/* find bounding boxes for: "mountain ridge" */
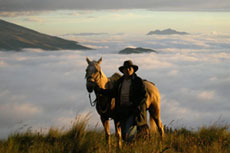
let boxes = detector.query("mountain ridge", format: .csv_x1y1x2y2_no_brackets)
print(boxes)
0,19,91,51
147,28,189,35
119,47,157,54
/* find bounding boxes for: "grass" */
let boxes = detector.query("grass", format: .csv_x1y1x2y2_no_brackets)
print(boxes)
0,120,230,153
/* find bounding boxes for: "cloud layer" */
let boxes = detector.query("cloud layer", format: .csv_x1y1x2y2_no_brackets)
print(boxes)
0,0,230,12
0,33,230,138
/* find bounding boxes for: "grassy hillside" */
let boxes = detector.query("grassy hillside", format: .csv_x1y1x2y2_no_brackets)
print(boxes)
0,120,229,153
0,19,91,51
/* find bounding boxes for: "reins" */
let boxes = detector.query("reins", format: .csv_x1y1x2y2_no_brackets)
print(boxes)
86,63,110,113
88,92,110,114
87,65,102,107
89,93,97,107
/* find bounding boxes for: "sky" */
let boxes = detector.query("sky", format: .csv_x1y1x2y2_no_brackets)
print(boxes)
0,0,230,139
1,0,230,11
1,0,230,35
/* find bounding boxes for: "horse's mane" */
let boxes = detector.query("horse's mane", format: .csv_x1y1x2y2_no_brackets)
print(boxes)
107,72,121,89
110,73,121,82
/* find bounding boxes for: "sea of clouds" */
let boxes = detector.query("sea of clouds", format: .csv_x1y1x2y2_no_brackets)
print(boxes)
0,33,230,139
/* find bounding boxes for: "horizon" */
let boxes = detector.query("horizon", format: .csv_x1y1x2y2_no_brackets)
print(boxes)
1,0,230,35
1,10,230,36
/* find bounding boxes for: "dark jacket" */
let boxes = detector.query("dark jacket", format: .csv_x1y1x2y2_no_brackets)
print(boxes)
100,73,147,126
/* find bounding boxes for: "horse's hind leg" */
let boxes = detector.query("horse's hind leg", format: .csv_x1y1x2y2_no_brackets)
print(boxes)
114,120,122,149
149,114,157,134
154,116,164,139
149,105,164,139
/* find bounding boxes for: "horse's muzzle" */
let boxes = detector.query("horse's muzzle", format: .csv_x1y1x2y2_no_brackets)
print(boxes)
86,81,95,93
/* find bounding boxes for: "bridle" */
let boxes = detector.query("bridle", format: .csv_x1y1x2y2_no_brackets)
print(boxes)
86,66,110,114
85,64,102,107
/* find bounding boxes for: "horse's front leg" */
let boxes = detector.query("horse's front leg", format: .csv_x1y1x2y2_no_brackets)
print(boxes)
101,117,111,145
114,119,122,149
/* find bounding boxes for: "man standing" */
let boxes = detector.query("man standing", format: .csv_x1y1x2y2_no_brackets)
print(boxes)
97,60,149,141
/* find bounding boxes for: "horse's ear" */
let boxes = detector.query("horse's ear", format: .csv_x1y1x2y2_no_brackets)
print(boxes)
86,57,91,64
97,57,102,65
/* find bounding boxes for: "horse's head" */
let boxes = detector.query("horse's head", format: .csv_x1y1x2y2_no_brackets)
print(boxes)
85,57,102,93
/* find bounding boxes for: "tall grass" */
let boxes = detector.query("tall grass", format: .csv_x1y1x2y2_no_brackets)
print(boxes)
0,120,230,153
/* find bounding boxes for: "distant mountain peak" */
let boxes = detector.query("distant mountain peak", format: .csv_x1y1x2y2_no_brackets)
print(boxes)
119,47,157,54
147,28,189,35
0,19,91,51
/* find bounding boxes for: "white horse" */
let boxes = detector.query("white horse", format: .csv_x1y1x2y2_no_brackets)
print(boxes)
85,57,164,148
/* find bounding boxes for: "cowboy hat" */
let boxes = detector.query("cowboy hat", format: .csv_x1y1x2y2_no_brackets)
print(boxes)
119,60,138,73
